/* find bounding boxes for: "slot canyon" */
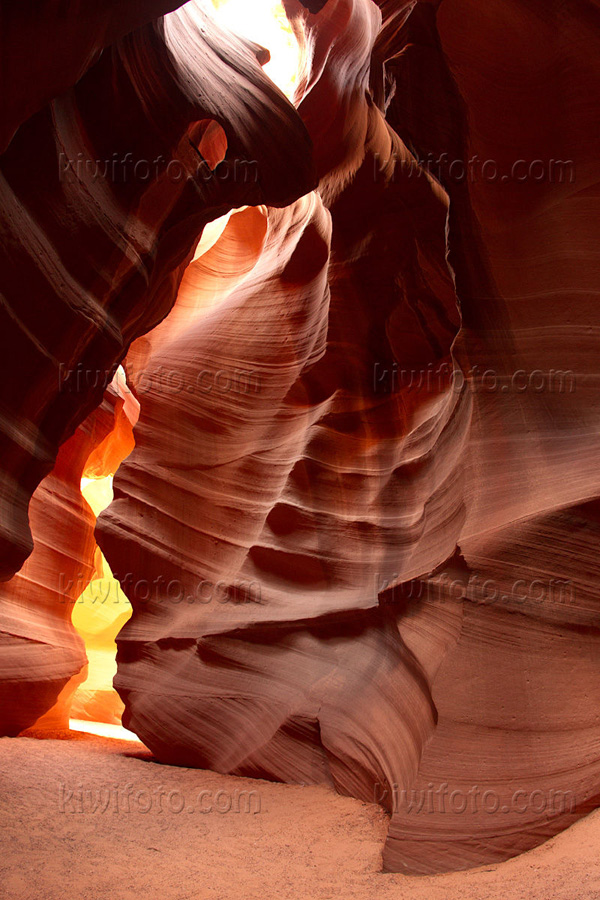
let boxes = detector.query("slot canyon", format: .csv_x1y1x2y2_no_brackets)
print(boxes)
1,0,599,897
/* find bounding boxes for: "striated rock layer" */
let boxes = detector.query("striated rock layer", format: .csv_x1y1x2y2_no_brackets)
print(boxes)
97,0,600,875
0,377,135,735
1,0,600,879
0,0,314,730
0,0,315,581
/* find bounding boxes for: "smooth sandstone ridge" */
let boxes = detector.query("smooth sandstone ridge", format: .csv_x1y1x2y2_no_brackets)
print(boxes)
1,0,600,877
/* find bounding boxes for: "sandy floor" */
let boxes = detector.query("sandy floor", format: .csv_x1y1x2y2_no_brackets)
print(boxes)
2,732,599,900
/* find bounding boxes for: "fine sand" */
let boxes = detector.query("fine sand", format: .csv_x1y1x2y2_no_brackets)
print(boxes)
2,731,599,900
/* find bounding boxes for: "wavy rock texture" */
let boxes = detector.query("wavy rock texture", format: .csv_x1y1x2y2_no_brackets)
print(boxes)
383,0,600,533
366,2,600,870
380,519,600,872
95,0,600,876
0,0,315,581
1,0,599,879
98,0,470,867
0,377,136,735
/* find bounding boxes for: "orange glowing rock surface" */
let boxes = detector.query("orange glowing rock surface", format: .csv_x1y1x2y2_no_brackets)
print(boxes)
0,376,137,734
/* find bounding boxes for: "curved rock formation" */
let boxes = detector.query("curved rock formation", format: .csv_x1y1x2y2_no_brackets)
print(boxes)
383,0,600,533
0,377,135,735
98,0,471,863
95,0,600,875
0,0,315,580
1,0,599,879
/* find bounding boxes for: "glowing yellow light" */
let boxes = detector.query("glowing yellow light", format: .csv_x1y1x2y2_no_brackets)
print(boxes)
72,474,132,726
81,474,114,517
69,719,142,742
193,211,232,261
212,0,300,99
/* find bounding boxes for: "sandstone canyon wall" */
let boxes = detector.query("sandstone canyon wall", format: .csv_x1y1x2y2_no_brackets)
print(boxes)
1,0,599,877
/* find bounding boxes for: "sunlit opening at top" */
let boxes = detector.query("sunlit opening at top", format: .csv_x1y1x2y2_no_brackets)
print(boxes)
212,0,301,99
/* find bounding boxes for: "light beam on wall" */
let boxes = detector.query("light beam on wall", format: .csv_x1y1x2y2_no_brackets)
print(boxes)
69,719,142,742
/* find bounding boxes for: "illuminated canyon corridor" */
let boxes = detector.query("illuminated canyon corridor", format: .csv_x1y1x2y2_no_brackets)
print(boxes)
0,2,599,900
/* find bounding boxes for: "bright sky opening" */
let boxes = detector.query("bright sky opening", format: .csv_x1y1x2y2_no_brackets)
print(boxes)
212,0,301,99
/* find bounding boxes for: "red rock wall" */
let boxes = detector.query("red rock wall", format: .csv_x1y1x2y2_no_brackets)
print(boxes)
1,0,599,877
0,0,315,580
0,381,134,734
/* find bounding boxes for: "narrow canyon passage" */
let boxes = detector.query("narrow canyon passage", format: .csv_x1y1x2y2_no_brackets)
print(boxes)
0,0,599,891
